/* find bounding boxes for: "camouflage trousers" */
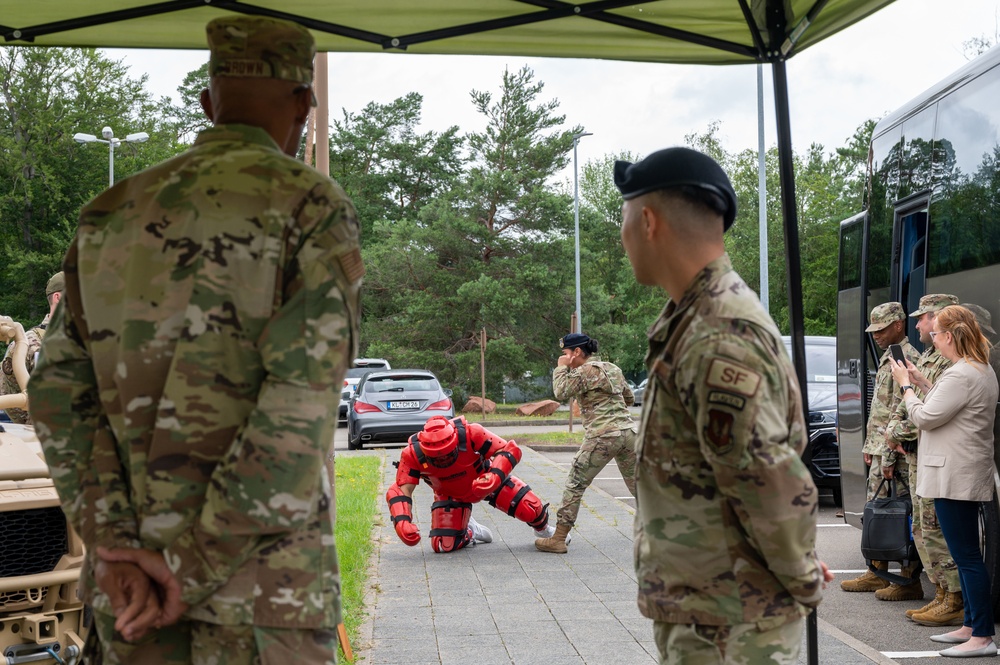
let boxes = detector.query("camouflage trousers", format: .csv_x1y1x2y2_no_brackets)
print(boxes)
653,618,804,665
555,430,637,528
865,454,910,501
907,452,961,592
86,610,339,665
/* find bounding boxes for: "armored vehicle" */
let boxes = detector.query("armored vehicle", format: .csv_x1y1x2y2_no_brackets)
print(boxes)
0,318,85,664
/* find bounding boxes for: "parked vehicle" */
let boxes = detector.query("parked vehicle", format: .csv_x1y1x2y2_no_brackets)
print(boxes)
0,320,86,662
338,358,391,422
782,336,841,506
347,369,454,450
836,46,1000,608
632,378,648,406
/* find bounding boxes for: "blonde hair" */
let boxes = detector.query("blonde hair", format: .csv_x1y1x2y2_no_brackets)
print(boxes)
936,305,991,365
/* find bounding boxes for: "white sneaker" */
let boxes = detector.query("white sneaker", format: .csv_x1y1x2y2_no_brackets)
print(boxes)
533,523,571,544
533,523,556,539
469,517,493,544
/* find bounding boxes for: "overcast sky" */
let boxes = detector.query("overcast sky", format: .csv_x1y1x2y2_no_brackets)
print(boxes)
108,0,999,172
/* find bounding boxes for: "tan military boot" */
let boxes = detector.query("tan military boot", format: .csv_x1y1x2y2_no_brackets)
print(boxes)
841,561,890,592
912,590,965,627
875,565,924,601
535,523,571,554
907,583,945,620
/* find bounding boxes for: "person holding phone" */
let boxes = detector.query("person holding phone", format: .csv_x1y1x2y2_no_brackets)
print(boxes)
841,301,922,597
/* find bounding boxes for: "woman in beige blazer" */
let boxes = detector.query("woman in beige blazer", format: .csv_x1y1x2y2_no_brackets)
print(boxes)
892,305,999,658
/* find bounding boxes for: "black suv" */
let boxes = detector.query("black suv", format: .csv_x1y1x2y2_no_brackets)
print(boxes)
783,336,841,506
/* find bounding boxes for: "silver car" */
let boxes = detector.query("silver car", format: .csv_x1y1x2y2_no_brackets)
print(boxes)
346,369,454,450
338,358,392,423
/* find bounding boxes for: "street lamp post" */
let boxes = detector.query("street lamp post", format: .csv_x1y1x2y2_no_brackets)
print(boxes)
73,126,149,186
572,131,592,334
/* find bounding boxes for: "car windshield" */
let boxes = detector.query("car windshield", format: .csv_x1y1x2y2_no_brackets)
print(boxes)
364,376,438,393
783,340,836,383
346,367,372,379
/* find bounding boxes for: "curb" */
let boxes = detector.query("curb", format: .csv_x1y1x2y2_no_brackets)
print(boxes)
464,418,571,427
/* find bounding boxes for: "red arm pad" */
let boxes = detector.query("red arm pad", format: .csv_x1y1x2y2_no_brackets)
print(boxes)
386,483,420,546
470,438,523,500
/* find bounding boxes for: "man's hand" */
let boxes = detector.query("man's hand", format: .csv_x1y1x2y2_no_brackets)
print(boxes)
98,547,189,631
93,560,159,642
863,453,872,466
470,473,501,501
819,560,834,589
883,464,895,479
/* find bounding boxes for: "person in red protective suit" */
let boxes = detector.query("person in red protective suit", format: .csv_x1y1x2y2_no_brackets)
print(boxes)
386,415,558,552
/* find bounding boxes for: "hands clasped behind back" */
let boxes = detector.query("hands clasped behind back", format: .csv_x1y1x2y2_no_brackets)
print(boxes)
96,546,190,642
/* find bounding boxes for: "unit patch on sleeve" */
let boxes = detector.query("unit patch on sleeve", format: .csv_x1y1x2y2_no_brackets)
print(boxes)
706,358,760,397
705,409,735,454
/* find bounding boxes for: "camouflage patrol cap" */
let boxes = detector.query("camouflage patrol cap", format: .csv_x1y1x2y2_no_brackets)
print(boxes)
910,293,959,318
45,271,65,297
962,303,996,336
206,16,315,85
865,302,905,332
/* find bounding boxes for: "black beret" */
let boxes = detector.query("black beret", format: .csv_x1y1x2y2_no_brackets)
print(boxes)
559,333,590,350
613,147,737,231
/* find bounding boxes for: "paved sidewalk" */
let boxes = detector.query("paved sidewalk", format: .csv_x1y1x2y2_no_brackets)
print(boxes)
352,447,893,665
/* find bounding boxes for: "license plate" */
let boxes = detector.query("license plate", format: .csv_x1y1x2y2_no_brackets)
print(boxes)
388,401,419,410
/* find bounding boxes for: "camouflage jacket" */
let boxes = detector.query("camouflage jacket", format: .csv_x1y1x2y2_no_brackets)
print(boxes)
634,254,822,628
886,347,953,447
552,356,636,438
30,124,362,628
0,318,46,424
862,338,920,462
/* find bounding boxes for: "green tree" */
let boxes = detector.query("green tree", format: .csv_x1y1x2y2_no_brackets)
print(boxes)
0,47,178,324
359,67,581,401
329,93,464,249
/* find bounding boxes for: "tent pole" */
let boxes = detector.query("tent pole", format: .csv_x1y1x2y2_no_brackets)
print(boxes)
771,56,817,665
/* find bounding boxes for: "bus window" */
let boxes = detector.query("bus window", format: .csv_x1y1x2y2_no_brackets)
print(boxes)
893,203,928,346
866,127,902,295
928,71,1000,276
898,105,937,200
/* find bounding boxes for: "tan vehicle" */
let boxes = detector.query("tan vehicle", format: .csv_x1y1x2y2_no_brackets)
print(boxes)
0,317,86,664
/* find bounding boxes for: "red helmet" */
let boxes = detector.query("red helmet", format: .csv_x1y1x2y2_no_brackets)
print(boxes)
417,416,458,457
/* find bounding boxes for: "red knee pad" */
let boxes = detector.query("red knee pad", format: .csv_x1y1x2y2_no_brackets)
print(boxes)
429,499,473,553
488,477,548,529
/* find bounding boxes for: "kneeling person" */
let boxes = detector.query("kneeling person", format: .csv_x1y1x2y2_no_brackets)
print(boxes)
386,415,555,552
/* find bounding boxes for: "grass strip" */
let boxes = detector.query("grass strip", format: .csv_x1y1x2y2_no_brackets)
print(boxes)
334,455,381,645
509,430,584,446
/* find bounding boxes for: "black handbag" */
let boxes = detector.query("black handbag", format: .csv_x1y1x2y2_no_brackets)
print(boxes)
860,477,923,585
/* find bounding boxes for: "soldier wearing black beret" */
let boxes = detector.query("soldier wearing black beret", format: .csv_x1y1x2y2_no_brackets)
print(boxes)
618,147,833,664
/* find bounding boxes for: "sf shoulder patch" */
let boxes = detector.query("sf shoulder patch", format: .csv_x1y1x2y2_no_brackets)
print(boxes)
706,358,760,397
705,409,735,454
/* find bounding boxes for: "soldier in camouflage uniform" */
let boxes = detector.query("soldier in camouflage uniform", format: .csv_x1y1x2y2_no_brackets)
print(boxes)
536,332,636,553
615,148,830,665
841,301,921,598
29,16,362,665
0,271,63,423
884,294,961,624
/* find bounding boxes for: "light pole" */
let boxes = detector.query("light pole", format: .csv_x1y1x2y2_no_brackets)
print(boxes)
73,126,149,186
572,131,592,334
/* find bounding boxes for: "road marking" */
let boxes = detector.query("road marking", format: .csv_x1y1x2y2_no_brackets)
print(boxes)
615,496,635,500
817,523,852,527
881,651,941,658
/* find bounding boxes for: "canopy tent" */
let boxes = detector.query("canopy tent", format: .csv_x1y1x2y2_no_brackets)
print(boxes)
3,6,896,656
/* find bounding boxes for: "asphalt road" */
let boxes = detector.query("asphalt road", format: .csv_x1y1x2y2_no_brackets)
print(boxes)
336,418,997,663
